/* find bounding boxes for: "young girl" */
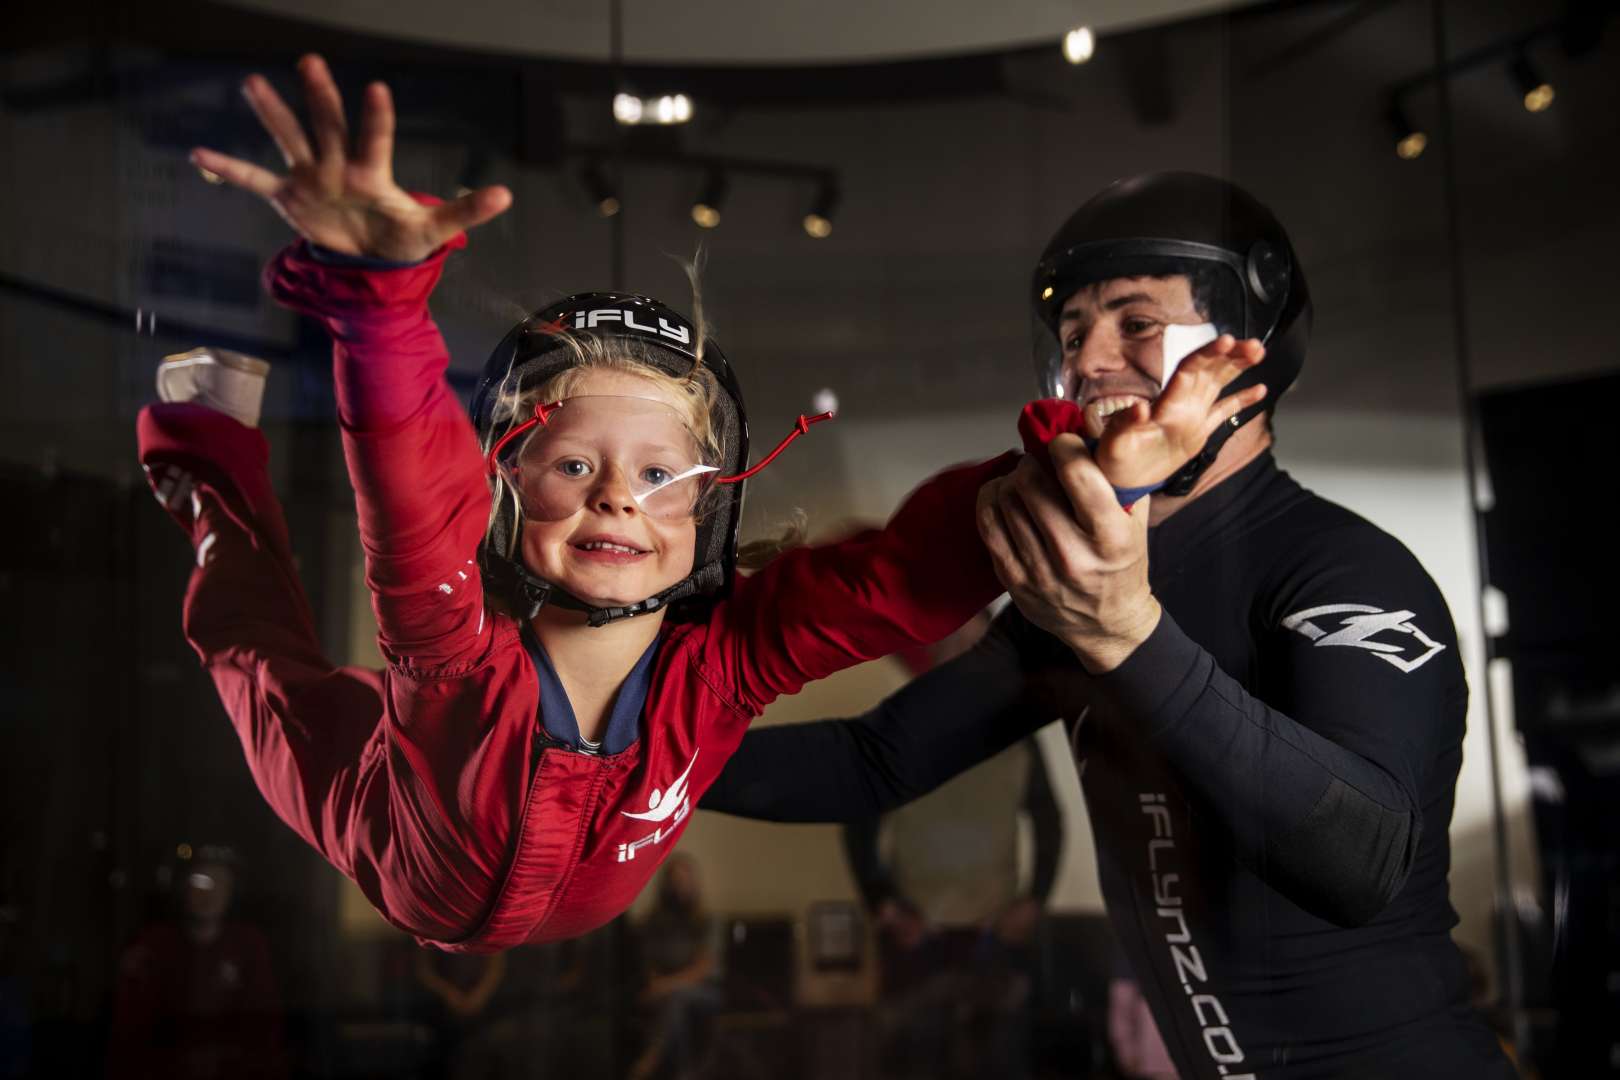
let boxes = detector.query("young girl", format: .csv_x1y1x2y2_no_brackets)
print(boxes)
145,55,1263,952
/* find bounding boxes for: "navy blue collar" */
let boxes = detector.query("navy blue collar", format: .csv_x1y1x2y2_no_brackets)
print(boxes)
520,627,658,756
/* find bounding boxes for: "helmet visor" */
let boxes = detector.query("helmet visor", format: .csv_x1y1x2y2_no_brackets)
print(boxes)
1031,252,1248,401
494,395,719,523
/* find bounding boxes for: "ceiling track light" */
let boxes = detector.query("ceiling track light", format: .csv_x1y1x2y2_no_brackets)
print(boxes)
1510,51,1555,113
1062,25,1096,65
1387,99,1427,161
803,179,840,239
580,161,621,218
613,91,694,126
691,171,727,229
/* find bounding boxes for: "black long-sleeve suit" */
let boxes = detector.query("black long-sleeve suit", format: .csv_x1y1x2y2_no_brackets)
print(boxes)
702,452,1513,1079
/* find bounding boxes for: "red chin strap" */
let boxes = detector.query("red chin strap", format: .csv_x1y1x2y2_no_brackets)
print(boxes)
486,400,836,484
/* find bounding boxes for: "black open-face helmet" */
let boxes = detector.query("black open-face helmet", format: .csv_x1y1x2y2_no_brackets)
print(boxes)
1031,171,1312,495
471,292,749,627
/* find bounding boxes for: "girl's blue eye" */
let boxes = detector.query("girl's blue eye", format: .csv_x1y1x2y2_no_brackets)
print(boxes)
557,459,592,478
642,466,673,487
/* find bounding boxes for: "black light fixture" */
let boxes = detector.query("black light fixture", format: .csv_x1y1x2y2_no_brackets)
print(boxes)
1510,50,1555,112
1387,99,1427,160
691,171,727,229
581,161,621,218
802,179,840,239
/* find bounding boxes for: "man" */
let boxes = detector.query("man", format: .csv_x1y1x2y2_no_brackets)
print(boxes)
700,171,1516,1078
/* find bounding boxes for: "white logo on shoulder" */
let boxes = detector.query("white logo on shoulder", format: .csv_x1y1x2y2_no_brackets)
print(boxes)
617,750,699,863
1282,603,1446,673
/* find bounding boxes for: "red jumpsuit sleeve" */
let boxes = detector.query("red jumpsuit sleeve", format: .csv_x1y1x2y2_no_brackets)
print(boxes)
704,453,1018,714
263,236,492,673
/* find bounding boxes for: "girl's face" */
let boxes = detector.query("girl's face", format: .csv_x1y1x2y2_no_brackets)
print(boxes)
516,369,702,609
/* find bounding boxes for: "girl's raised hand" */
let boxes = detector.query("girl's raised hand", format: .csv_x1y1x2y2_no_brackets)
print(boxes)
191,53,511,263
1092,335,1268,491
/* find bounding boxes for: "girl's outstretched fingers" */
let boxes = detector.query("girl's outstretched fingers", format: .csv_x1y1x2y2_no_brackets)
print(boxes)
298,54,350,170
240,73,312,168
190,147,279,199
356,82,396,176
430,186,514,246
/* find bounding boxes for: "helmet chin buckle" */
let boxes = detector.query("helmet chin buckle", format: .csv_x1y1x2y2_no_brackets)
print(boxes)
478,544,705,628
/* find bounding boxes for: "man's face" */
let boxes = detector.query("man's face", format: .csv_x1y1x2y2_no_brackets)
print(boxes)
1057,274,1204,439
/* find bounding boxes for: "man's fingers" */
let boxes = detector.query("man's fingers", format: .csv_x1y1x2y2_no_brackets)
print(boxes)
1050,436,1149,556
241,74,313,167
355,81,396,174
1012,464,1111,582
189,148,280,199
976,483,1028,591
1047,435,1122,529
299,54,350,168
429,185,514,244
997,485,1056,586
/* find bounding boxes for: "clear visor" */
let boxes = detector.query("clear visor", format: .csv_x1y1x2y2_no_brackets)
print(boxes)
1032,259,1246,401
493,395,718,523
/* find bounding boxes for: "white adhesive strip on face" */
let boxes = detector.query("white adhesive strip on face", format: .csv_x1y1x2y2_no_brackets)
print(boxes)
1160,322,1220,390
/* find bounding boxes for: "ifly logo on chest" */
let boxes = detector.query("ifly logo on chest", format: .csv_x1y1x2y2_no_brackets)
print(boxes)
617,750,699,863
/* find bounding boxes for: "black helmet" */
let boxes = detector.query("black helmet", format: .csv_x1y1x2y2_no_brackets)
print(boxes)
471,292,749,627
1031,171,1312,496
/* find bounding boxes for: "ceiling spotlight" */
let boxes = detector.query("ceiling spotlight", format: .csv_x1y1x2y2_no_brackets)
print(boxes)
1511,52,1555,113
614,91,695,126
1387,100,1427,160
1063,26,1096,65
612,93,643,125
803,180,840,239
658,93,694,124
692,171,727,229
580,161,620,218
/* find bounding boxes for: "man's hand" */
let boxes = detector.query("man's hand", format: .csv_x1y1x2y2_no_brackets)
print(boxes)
1093,335,1266,492
192,54,511,262
978,440,1161,673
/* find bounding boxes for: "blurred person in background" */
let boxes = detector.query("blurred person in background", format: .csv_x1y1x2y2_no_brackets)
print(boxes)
842,609,1064,1079
629,854,723,1080
413,948,507,1078
107,846,287,1080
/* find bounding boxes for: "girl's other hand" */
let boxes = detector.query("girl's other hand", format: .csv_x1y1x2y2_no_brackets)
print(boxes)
190,53,511,262
1092,335,1267,491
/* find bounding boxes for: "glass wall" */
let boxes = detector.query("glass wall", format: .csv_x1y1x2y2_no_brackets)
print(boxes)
2,1,1615,1076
